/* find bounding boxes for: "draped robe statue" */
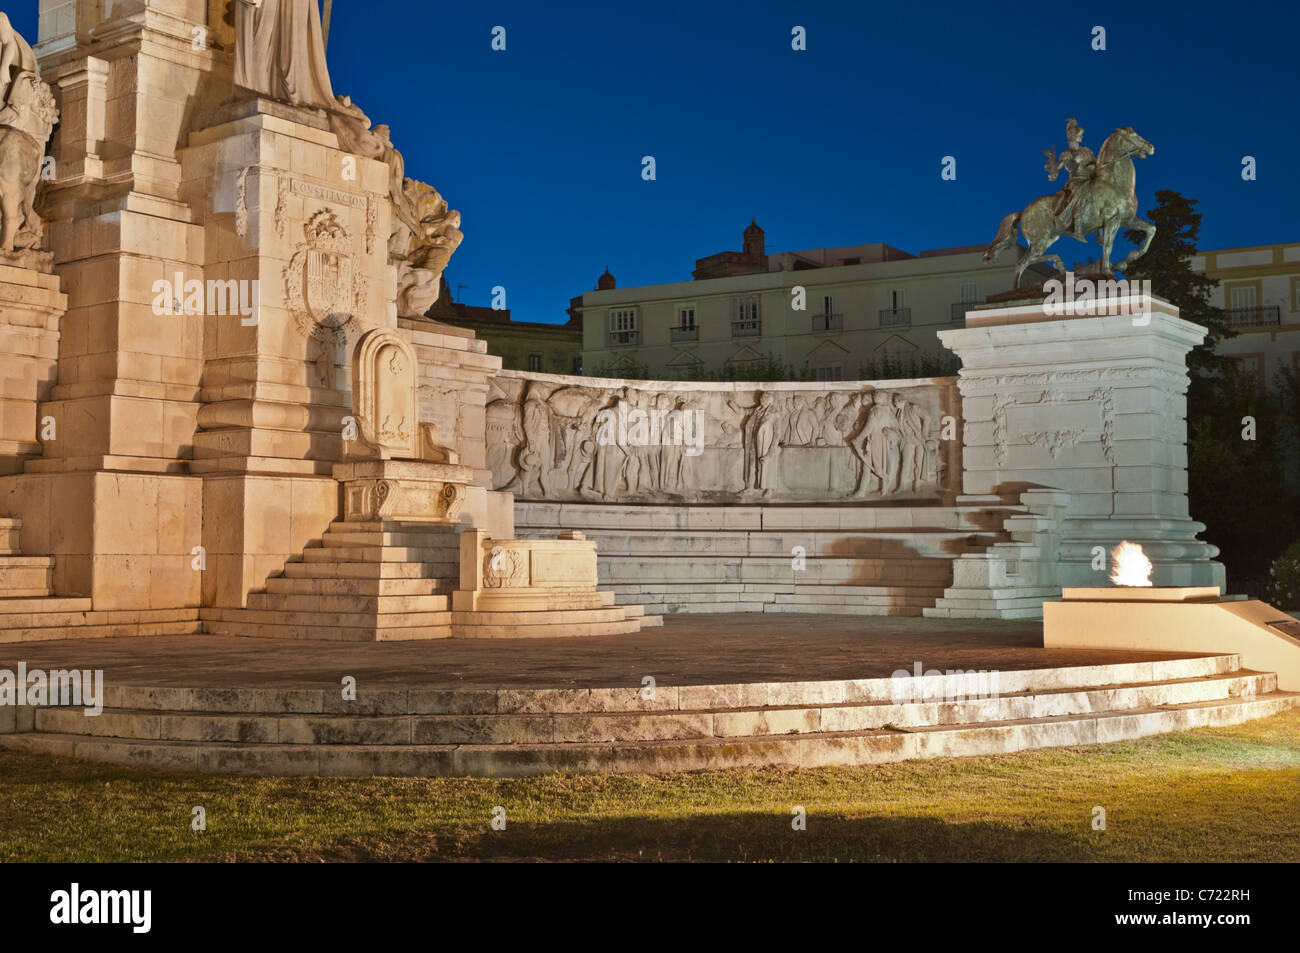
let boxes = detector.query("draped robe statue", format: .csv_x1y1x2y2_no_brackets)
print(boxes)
0,12,57,255
234,0,336,109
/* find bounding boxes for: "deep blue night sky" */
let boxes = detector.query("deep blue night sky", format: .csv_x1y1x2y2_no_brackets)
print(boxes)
13,1,1299,321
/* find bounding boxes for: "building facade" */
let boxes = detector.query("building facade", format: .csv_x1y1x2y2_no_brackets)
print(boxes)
1190,241,1300,395
429,279,583,376
573,222,1029,381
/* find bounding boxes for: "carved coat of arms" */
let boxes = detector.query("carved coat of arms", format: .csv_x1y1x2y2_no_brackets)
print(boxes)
284,209,368,344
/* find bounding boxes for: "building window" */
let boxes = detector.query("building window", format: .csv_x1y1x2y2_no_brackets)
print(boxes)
953,282,981,321
813,294,842,331
814,364,844,382
732,296,761,337
607,308,639,346
672,305,699,342
528,354,541,372
881,289,910,327
572,356,583,375
1225,283,1278,327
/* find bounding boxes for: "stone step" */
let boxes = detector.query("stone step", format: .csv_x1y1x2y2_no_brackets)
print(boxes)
568,529,999,559
322,529,461,549
246,593,451,614
200,618,454,642
200,607,454,629
328,520,461,533
9,690,1294,777
0,596,93,614
264,576,449,597
301,545,460,564
29,671,1278,746
451,618,648,639
66,654,1241,715
281,561,452,580
600,556,953,586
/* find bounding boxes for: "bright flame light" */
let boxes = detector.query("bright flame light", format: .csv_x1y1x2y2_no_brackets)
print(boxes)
1110,541,1153,587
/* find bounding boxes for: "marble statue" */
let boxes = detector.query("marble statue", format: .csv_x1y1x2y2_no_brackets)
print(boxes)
0,12,57,257
983,120,1157,288
234,0,336,109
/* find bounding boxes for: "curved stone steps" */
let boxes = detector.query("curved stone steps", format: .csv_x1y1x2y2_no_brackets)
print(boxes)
63,654,1243,715
26,670,1280,747
6,691,1295,777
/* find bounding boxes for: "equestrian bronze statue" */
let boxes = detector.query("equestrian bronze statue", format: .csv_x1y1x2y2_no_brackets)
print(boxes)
984,119,1156,289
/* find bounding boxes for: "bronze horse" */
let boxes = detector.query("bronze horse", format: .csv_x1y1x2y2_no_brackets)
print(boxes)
984,126,1156,289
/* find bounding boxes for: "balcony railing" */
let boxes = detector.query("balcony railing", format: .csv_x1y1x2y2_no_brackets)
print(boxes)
732,318,761,337
1227,305,1281,328
670,325,699,342
606,328,640,347
812,312,843,332
880,307,911,327
951,301,982,321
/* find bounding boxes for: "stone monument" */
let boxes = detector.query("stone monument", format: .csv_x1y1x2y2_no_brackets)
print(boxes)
0,0,650,642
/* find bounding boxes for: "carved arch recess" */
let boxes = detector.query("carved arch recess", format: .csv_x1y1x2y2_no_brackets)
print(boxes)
353,328,418,459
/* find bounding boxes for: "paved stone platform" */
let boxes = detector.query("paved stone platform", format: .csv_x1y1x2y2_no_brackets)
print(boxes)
3,614,1295,777
0,613,1207,691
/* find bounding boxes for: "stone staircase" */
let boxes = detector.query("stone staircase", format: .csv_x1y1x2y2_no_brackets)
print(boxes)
515,500,1039,617
202,520,461,641
200,519,656,640
0,517,198,643
5,653,1295,776
926,489,1070,620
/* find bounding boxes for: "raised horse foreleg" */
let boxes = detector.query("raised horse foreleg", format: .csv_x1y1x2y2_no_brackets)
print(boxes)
1117,215,1156,272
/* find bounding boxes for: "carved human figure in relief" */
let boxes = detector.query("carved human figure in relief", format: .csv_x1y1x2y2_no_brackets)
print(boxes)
485,398,522,489
894,393,928,493
517,387,557,498
233,0,336,109
727,392,778,495
860,394,902,496
659,395,689,493
786,394,819,448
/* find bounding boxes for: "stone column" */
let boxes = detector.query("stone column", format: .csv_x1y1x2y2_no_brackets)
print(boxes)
938,292,1224,590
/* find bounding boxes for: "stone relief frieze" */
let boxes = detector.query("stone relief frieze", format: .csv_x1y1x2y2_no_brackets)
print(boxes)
486,374,952,504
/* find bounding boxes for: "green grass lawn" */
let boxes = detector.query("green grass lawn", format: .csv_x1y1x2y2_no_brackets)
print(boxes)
3,711,1299,862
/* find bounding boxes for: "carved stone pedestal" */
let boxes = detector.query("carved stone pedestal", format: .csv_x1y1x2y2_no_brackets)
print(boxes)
452,529,656,637
938,292,1224,595
335,459,471,524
